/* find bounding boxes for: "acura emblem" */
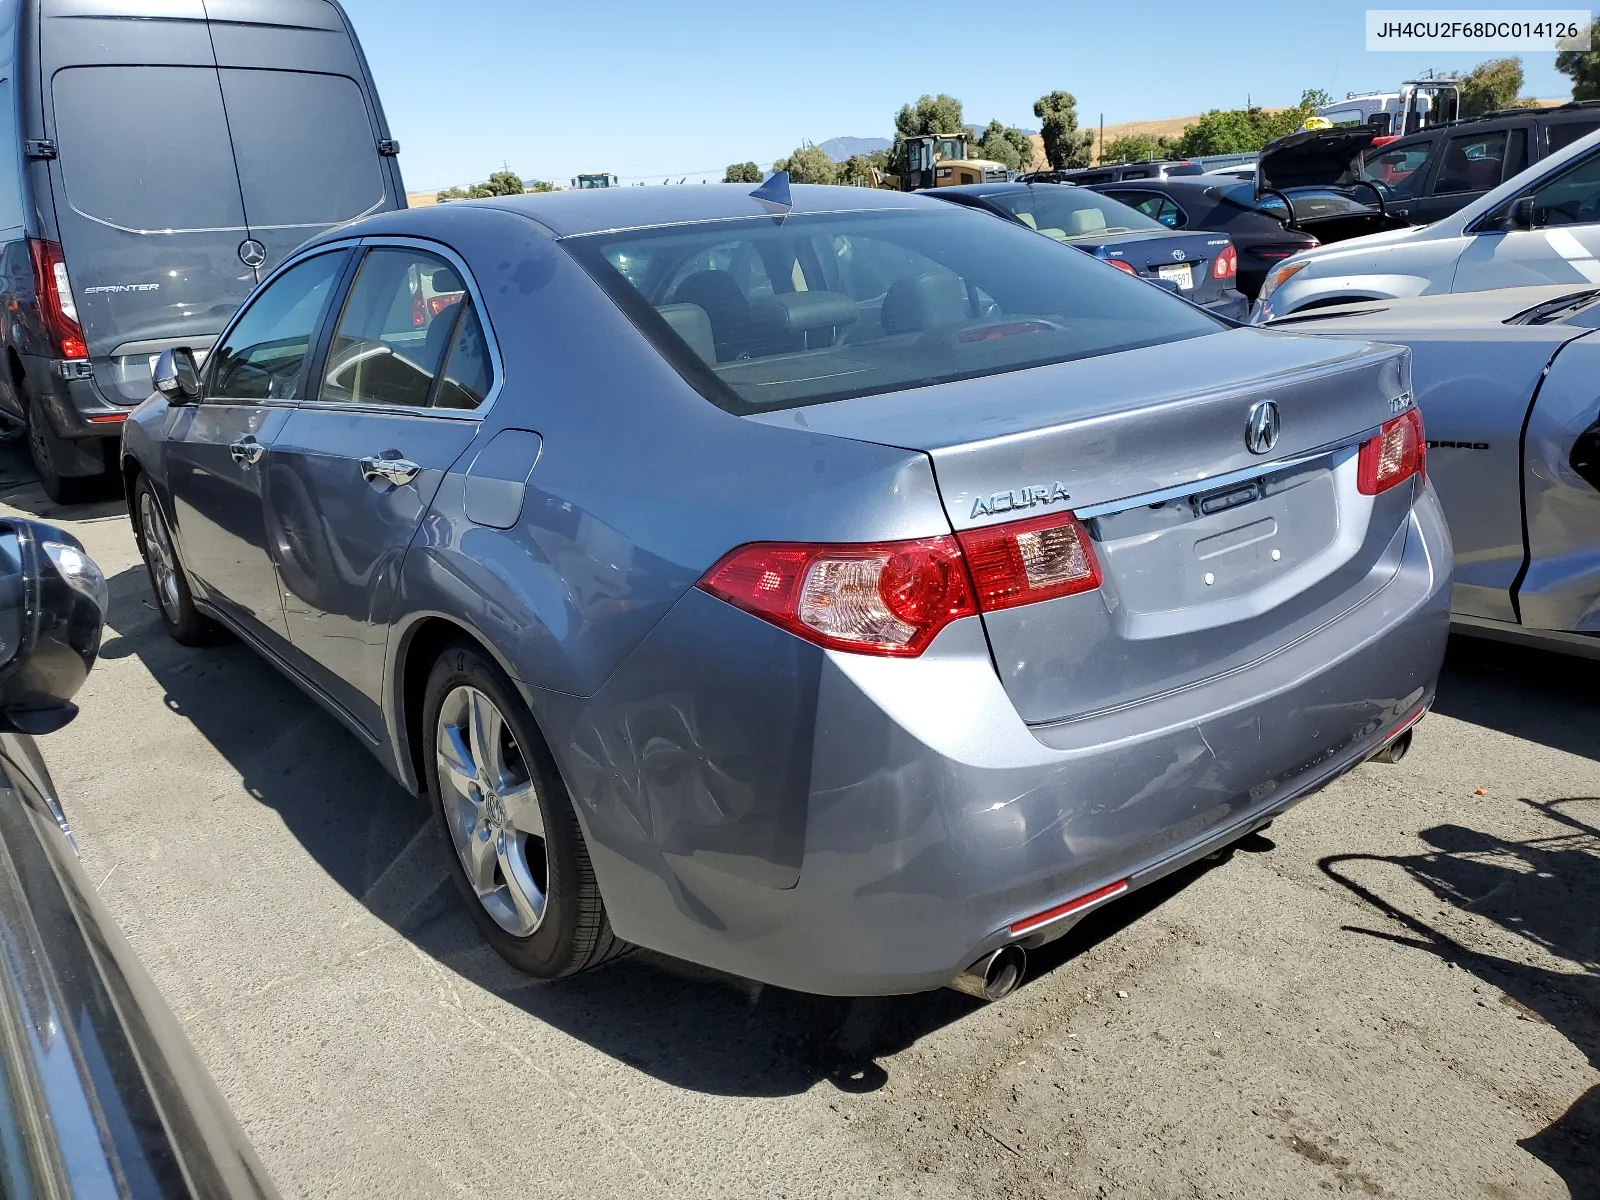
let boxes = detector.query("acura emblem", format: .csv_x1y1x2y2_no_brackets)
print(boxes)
1245,401,1281,455
238,239,267,268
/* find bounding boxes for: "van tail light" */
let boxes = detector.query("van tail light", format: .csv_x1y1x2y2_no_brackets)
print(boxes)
28,239,87,360
698,537,977,657
1104,257,1138,276
1211,244,1238,279
957,511,1101,613
698,511,1104,657
1358,408,1426,495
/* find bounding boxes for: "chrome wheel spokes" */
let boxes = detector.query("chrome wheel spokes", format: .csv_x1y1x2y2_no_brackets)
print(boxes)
139,492,182,624
436,685,548,937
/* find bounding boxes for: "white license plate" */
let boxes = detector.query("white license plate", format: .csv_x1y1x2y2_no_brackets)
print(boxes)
1157,263,1194,290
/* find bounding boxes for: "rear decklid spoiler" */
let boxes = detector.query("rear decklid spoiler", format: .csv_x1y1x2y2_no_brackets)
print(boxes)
1257,127,1384,194
747,328,1410,526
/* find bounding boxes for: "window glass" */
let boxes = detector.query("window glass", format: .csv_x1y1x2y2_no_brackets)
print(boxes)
1548,120,1600,155
1528,151,1600,228
434,303,493,410
977,187,1166,241
1434,131,1509,194
0,81,23,233
320,249,461,407
1504,129,1529,180
1113,193,1185,227
208,252,346,401
52,66,245,231
564,208,1222,414
1360,143,1435,199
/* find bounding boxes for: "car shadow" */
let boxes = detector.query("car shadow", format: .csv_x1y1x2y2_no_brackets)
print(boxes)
1320,797,1600,1198
0,442,125,521
1434,633,1600,762
95,562,1240,1097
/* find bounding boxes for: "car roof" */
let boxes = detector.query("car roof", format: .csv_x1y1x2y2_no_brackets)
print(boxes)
466,183,932,238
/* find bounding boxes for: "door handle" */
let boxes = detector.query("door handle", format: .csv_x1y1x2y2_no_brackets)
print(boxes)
229,437,265,465
359,454,421,487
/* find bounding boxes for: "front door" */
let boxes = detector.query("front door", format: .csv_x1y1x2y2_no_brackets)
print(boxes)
164,249,351,647
1453,148,1600,293
264,246,494,737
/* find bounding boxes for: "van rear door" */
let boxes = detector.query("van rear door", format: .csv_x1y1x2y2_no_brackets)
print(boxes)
43,2,253,403
207,0,403,272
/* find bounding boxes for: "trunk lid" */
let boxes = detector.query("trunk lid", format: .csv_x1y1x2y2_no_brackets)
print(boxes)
751,328,1415,724
1084,230,1236,306
1257,126,1383,193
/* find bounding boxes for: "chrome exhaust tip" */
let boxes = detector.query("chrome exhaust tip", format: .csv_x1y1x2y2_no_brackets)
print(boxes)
948,944,1027,1002
1370,727,1413,765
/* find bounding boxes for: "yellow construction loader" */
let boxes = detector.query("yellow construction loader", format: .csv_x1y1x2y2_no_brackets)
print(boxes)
873,134,1009,191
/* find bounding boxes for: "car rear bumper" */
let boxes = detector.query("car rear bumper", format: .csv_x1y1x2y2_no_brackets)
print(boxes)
1202,290,1250,322
540,486,1452,995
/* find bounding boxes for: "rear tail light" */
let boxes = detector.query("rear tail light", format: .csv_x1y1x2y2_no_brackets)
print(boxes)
1211,244,1238,280
28,239,86,360
698,511,1104,656
698,537,977,656
1257,241,1320,261
411,285,427,328
1358,408,1426,495
1104,257,1138,276
957,511,1101,612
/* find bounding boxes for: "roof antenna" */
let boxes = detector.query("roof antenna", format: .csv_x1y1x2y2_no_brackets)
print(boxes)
750,170,792,223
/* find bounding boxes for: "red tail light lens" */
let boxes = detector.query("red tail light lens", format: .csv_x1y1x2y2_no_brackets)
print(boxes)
1358,408,1426,495
956,511,1101,613
1211,244,1238,279
698,537,977,656
28,239,87,360
1104,257,1138,276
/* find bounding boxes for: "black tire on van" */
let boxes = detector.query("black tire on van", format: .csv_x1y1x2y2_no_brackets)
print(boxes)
25,399,91,505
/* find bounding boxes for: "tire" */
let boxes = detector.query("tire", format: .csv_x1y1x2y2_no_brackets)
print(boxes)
422,641,627,979
26,399,91,505
132,474,224,646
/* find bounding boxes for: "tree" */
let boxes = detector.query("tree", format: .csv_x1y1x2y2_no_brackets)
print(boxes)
1102,133,1179,164
1458,57,1524,116
1033,91,1094,170
771,143,837,185
722,162,763,183
1300,88,1334,112
837,153,887,187
895,93,964,139
484,169,526,196
1556,18,1600,100
527,180,556,193
972,119,1035,171
435,185,470,203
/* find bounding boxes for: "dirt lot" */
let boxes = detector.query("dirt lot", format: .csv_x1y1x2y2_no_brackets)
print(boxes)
4,458,1595,1199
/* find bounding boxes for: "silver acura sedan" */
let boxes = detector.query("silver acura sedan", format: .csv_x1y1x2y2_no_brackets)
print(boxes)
120,181,1451,998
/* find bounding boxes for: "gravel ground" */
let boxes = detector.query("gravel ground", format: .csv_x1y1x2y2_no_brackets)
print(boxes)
4,459,1595,1200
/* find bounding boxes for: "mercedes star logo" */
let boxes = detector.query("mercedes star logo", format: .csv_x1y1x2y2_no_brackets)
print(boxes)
238,239,267,269
1245,400,1281,455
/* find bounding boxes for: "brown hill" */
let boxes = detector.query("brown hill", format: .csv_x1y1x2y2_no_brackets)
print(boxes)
1026,110,1293,170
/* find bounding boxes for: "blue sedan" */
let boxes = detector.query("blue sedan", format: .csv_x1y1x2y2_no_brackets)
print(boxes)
122,181,1448,998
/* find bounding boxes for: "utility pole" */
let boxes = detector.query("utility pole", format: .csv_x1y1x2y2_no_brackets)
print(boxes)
1098,112,1104,165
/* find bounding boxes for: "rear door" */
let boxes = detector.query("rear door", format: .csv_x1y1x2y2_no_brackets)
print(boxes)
263,243,491,738
207,0,401,274
1516,329,1600,634
42,1,253,403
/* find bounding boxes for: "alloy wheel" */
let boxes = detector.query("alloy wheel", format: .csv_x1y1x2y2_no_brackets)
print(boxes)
435,685,548,936
139,491,183,625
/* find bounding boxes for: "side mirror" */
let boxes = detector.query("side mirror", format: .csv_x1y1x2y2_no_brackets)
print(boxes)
152,347,201,405
0,520,107,734
1506,195,1538,231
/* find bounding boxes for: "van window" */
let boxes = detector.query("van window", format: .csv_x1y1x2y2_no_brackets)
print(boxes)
52,66,245,232
0,80,23,234
1434,131,1509,195
1549,120,1600,155
220,70,386,228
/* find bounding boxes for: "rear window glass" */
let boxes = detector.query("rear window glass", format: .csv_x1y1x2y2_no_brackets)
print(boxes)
563,208,1222,414
974,187,1167,240
220,70,385,227
1549,120,1600,154
52,66,245,232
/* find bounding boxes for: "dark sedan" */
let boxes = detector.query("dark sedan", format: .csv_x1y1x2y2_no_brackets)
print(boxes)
1088,176,1324,301
925,182,1248,320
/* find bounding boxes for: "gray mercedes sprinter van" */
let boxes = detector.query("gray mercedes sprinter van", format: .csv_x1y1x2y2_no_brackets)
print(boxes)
0,0,405,501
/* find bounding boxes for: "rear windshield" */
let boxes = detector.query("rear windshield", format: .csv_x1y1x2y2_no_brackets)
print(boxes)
563,207,1222,413
973,186,1167,240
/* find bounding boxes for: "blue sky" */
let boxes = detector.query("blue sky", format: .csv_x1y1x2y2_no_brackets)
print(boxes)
339,0,1582,190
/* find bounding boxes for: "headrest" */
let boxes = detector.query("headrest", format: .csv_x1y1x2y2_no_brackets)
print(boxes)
880,270,969,335
1065,208,1108,235
1015,212,1039,230
749,290,858,333
654,303,716,364
429,266,464,293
